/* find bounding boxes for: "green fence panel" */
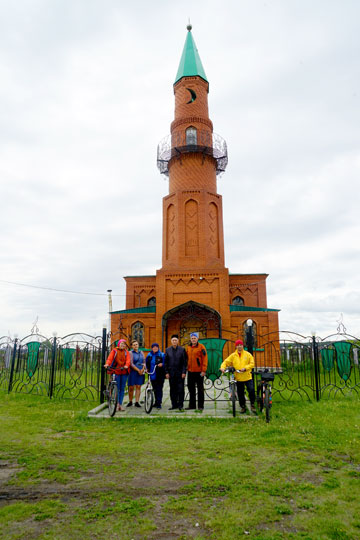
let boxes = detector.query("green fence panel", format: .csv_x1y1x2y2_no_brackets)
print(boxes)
26,341,41,378
334,342,352,381
200,338,227,382
321,348,334,372
62,348,76,370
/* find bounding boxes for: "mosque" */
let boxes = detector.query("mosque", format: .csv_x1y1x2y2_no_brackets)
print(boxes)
110,25,280,355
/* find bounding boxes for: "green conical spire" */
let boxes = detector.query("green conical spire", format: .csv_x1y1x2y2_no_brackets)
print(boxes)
174,24,208,85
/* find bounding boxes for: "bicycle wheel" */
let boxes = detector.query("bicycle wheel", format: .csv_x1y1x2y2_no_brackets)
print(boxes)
264,386,271,423
230,382,236,417
257,383,264,412
108,383,118,417
144,387,154,414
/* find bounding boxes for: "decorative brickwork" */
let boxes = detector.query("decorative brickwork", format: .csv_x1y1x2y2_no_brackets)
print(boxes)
110,28,279,355
185,199,199,256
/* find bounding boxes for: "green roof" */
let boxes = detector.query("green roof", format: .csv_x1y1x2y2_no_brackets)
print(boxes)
110,306,156,315
230,306,280,313
174,26,208,84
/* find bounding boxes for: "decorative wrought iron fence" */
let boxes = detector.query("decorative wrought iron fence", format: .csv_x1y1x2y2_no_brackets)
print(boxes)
1,328,359,403
199,330,360,402
1,329,107,402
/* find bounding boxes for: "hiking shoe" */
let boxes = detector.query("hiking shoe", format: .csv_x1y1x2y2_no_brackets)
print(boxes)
135,402,141,408
240,407,246,414
178,408,184,412
126,401,133,407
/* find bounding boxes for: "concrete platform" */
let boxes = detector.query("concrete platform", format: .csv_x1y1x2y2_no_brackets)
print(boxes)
88,379,258,419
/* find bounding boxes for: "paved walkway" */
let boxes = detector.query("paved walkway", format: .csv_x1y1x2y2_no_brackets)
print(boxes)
88,378,258,419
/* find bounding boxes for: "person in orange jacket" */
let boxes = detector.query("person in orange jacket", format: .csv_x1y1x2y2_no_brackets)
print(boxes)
186,332,208,411
104,339,131,411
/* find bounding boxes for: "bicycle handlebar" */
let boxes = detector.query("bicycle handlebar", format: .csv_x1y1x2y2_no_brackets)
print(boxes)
223,367,242,374
145,366,157,376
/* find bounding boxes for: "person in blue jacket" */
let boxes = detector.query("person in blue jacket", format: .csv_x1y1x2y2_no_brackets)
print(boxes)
146,343,165,409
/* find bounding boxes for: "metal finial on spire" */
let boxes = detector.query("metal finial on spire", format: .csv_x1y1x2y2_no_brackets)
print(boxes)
187,18,192,31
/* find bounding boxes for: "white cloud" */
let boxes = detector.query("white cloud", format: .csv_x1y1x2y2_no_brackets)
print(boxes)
1,0,359,338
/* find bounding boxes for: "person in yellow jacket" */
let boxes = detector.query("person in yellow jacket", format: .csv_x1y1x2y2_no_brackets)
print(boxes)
220,339,256,413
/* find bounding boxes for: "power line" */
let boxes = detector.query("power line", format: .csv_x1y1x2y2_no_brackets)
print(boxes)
0,278,265,297
0,279,126,297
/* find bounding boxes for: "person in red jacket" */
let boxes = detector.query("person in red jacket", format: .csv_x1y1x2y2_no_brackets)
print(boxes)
186,332,208,411
104,339,131,411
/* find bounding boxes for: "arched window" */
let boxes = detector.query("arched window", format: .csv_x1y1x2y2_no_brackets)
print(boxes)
186,126,197,145
232,296,244,306
243,319,257,350
147,297,156,307
131,321,145,347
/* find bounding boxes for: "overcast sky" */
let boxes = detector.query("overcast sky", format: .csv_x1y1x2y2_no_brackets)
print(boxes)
1,0,359,340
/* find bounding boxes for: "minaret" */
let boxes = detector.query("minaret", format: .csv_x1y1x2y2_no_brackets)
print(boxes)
155,24,231,341
157,24,228,271
111,25,279,354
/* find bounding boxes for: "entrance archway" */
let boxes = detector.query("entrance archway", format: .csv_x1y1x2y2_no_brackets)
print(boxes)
162,301,222,348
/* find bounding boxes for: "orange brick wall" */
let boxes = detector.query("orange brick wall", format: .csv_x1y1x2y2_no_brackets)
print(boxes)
124,276,157,309
229,274,268,308
162,190,225,269
110,68,280,358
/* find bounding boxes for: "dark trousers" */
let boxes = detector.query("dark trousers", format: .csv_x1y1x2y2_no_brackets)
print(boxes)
169,373,185,408
151,378,165,406
187,371,205,409
236,379,255,408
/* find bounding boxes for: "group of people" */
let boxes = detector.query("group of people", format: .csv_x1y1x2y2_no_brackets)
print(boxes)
104,333,256,413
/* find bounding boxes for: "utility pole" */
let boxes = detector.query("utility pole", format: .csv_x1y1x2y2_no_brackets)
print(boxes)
107,289,112,334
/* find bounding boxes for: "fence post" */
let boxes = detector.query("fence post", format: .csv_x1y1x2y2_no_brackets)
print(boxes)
7,338,18,394
49,336,57,399
312,335,320,401
100,327,107,404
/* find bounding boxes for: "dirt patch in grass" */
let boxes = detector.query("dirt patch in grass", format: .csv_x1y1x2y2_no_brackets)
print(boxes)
0,467,186,503
0,460,24,483
1,486,213,540
129,471,183,491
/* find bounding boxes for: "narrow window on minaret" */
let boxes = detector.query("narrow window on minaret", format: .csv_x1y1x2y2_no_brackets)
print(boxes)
186,126,197,146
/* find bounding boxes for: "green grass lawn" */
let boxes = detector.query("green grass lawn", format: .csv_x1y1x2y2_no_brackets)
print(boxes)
0,392,359,540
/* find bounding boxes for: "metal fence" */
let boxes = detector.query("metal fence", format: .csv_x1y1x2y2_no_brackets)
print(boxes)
200,329,360,402
254,330,360,402
1,328,359,403
0,330,106,402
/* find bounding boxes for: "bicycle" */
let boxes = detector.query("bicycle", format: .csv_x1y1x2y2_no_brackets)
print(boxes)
104,369,118,417
223,367,242,417
144,365,157,414
255,369,274,423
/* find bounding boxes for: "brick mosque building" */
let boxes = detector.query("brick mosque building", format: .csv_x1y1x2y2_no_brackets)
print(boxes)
110,25,280,354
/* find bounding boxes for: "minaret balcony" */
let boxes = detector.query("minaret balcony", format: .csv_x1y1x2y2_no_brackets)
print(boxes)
157,131,228,177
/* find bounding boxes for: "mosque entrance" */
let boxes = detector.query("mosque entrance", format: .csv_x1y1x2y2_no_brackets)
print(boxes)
162,301,221,348
179,317,207,346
